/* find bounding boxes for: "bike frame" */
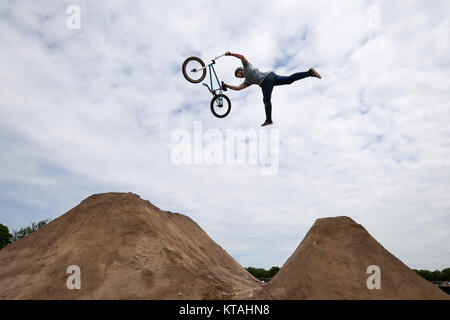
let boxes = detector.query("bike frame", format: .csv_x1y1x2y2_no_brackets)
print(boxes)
198,54,225,97
208,63,223,95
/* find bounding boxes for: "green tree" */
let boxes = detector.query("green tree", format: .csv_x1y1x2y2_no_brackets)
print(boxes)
431,269,443,281
0,223,12,249
268,266,280,278
246,266,280,279
414,269,434,281
246,267,264,278
10,219,51,243
441,268,450,281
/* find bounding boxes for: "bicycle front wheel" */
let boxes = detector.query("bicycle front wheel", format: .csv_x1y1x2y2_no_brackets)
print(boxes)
210,94,231,118
182,57,206,83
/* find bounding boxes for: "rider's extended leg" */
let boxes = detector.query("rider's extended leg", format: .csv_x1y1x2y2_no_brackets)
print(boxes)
273,71,311,86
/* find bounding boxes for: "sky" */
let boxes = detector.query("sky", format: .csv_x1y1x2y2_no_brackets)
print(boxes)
0,0,449,271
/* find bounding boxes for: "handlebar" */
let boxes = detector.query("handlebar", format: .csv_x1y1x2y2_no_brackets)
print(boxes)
212,53,225,62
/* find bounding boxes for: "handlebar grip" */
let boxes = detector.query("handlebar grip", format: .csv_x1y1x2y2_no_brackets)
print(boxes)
221,81,227,91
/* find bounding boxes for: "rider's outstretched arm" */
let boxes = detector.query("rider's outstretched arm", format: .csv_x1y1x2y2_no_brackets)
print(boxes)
225,51,248,63
224,83,249,91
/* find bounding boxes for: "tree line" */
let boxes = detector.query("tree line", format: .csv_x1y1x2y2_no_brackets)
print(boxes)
246,266,450,282
246,266,280,279
0,219,51,249
413,268,450,282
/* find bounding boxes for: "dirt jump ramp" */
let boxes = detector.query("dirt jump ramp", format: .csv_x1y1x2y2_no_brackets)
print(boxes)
0,193,447,300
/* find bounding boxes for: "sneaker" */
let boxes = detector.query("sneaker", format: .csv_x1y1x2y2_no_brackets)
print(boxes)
309,67,322,79
261,120,273,127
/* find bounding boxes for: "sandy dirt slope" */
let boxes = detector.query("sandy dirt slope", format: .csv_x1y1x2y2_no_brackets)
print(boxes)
0,192,260,299
255,216,448,300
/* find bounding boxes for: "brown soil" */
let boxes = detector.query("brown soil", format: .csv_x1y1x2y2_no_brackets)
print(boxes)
255,216,448,300
0,192,260,299
0,194,447,300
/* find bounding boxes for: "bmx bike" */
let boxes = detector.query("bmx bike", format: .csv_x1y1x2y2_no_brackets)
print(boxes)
182,54,231,118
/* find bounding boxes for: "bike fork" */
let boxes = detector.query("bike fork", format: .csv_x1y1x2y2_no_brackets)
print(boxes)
202,83,224,107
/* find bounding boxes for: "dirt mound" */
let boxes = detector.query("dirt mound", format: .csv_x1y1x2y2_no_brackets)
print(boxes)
0,193,260,299
256,216,448,300
1,196,446,300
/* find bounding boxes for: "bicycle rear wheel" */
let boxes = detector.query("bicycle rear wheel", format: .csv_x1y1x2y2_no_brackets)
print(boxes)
210,94,231,118
182,57,207,83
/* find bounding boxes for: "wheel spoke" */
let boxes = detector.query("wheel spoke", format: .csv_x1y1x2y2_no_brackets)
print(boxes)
211,95,231,118
182,57,206,83
186,61,202,81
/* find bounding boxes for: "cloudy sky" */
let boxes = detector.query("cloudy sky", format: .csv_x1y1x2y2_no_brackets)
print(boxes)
1,0,449,271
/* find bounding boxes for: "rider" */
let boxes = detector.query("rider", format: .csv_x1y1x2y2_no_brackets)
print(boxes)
222,51,322,127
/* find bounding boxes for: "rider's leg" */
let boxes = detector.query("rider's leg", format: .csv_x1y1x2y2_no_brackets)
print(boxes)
273,71,311,86
263,93,273,123
261,76,275,122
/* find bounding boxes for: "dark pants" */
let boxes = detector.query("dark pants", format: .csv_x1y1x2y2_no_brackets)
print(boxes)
260,71,311,122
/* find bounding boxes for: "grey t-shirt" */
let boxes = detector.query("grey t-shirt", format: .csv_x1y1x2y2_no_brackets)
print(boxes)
242,61,271,86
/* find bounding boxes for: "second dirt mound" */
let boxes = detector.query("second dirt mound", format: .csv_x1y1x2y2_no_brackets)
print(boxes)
257,216,447,299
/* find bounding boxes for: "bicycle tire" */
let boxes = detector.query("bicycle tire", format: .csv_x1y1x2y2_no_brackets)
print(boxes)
210,94,231,118
182,57,207,83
